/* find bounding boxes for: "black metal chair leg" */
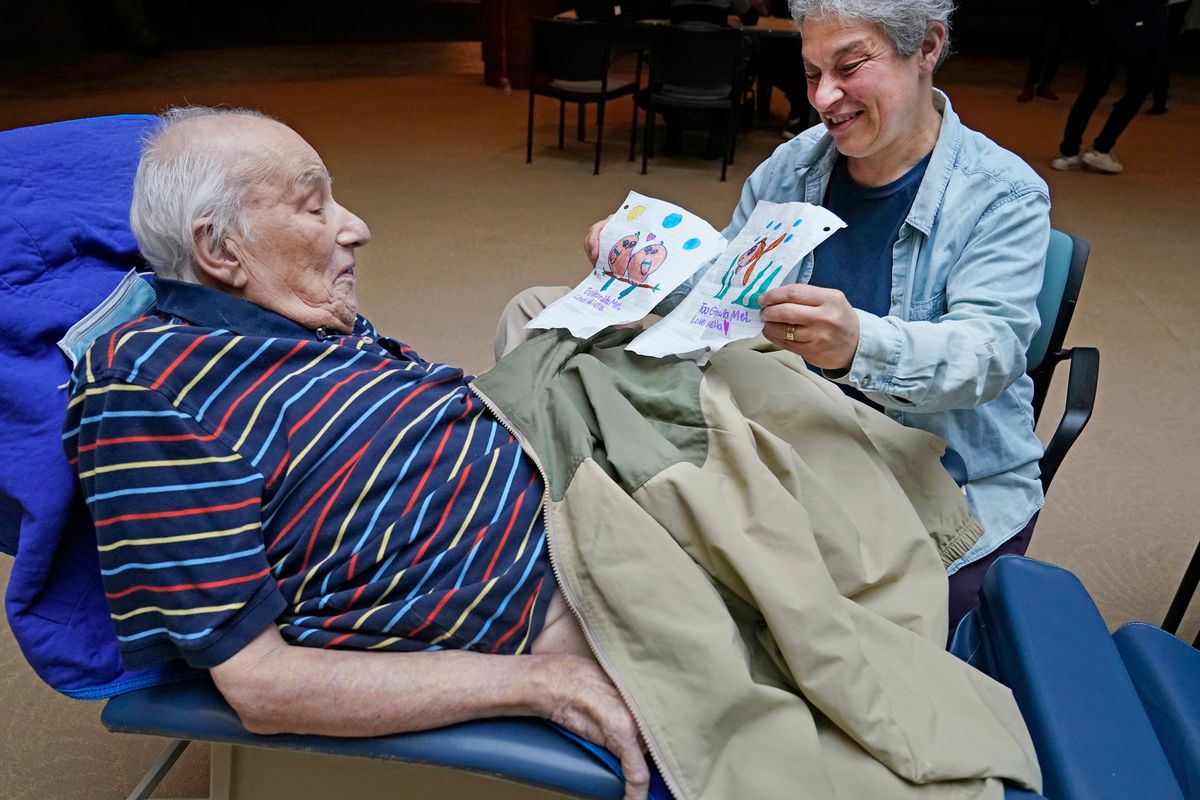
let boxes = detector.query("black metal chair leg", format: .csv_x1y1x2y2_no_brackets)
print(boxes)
125,739,190,800
526,89,536,164
630,52,643,162
629,99,639,162
719,110,729,183
594,100,605,175
728,104,738,167
641,103,653,175
1162,537,1200,642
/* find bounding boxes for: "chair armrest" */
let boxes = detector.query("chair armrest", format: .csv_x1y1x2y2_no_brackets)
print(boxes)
979,556,1183,800
1040,346,1099,493
103,677,624,799
1113,623,1200,797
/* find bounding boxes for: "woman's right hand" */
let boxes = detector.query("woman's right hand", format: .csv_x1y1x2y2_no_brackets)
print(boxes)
584,215,613,265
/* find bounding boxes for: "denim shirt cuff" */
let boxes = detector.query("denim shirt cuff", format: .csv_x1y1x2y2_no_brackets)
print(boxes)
837,310,906,401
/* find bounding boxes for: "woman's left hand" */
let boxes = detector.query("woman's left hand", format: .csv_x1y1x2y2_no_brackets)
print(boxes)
759,284,861,371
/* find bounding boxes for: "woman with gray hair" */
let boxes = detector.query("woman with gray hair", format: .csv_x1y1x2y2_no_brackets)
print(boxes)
584,0,1051,626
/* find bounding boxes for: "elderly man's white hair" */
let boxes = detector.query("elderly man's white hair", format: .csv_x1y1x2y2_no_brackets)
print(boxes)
789,0,954,69
130,106,280,282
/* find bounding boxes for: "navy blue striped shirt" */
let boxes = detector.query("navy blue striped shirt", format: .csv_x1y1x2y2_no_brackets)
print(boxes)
63,280,554,670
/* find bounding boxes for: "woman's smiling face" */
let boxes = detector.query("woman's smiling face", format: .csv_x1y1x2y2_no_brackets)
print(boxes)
800,15,943,182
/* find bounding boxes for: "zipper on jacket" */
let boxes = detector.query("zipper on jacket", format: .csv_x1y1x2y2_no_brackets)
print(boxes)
469,382,686,800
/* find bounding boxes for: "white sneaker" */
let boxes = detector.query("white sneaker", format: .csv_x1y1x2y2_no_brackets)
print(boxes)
1081,149,1123,174
1050,152,1083,171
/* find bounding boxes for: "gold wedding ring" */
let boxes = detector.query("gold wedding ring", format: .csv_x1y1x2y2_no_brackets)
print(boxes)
785,325,795,342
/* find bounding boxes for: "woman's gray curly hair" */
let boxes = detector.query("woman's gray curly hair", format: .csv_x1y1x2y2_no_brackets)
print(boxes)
130,106,278,282
789,0,954,69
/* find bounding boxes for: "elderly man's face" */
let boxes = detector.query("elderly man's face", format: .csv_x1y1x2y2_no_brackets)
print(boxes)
800,16,940,179
219,120,371,333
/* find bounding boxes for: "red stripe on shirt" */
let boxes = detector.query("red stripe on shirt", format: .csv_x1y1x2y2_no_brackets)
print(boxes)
287,361,389,439
409,464,473,566
105,567,270,599
106,318,147,368
490,576,545,653
208,340,307,438
481,482,532,581
406,587,460,638
93,496,260,527
149,332,211,391
400,396,474,517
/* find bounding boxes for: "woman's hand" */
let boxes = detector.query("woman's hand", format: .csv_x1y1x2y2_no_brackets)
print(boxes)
759,284,860,371
584,215,614,265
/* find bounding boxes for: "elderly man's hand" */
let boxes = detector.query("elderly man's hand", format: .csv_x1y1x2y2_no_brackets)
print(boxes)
759,284,861,371
584,215,614,265
534,654,650,800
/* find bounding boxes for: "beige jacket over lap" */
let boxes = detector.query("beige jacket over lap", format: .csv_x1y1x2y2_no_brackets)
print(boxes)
474,327,1041,800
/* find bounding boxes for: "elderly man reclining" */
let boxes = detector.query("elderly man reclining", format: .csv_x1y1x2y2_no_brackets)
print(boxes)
63,107,1042,800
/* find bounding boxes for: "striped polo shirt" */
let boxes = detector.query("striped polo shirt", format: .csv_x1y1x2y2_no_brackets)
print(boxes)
63,279,555,670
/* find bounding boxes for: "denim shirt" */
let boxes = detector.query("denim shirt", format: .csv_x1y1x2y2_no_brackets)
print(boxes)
667,90,1050,573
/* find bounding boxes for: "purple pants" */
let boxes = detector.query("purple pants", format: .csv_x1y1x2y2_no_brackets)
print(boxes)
947,514,1038,630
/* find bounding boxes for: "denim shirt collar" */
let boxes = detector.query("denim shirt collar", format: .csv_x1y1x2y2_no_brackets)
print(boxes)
153,278,369,340
793,88,963,236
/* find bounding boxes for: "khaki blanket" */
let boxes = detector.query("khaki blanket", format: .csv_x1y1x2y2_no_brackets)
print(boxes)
473,329,1041,800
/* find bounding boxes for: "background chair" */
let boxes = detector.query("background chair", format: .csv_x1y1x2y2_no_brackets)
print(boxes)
668,2,731,26
635,22,746,181
941,228,1099,494
526,17,638,176
1028,229,1098,493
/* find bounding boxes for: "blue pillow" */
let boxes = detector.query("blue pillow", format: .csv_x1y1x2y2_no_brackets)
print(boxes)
0,114,191,696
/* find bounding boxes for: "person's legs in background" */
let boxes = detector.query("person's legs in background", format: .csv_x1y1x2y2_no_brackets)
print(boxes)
1053,2,1122,169
1018,0,1073,102
1084,6,1166,172
1053,41,1120,168
1148,0,1192,113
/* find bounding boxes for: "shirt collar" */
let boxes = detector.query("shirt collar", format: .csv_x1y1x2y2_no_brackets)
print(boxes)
153,278,362,340
795,88,960,235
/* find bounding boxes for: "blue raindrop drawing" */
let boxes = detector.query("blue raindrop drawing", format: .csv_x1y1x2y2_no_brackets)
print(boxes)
682,238,701,251
662,213,683,229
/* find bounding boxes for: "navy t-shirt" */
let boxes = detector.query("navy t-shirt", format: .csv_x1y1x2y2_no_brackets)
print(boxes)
807,152,932,407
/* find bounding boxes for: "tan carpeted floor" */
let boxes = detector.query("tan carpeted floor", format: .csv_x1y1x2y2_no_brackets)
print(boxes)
1,39,1197,800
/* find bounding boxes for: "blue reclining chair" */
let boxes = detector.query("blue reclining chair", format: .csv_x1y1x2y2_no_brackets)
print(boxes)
1,114,1175,800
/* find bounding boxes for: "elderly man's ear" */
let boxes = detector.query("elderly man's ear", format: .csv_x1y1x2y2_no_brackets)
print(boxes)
191,219,248,290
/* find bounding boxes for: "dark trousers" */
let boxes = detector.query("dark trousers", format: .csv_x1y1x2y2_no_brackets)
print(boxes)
947,513,1038,630
1024,0,1078,88
1151,1,1192,109
1058,4,1165,156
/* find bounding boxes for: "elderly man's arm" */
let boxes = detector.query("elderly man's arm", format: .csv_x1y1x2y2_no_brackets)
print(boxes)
211,623,651,800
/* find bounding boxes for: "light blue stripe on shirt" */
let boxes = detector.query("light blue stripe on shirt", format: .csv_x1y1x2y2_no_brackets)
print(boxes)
101,545,265,576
